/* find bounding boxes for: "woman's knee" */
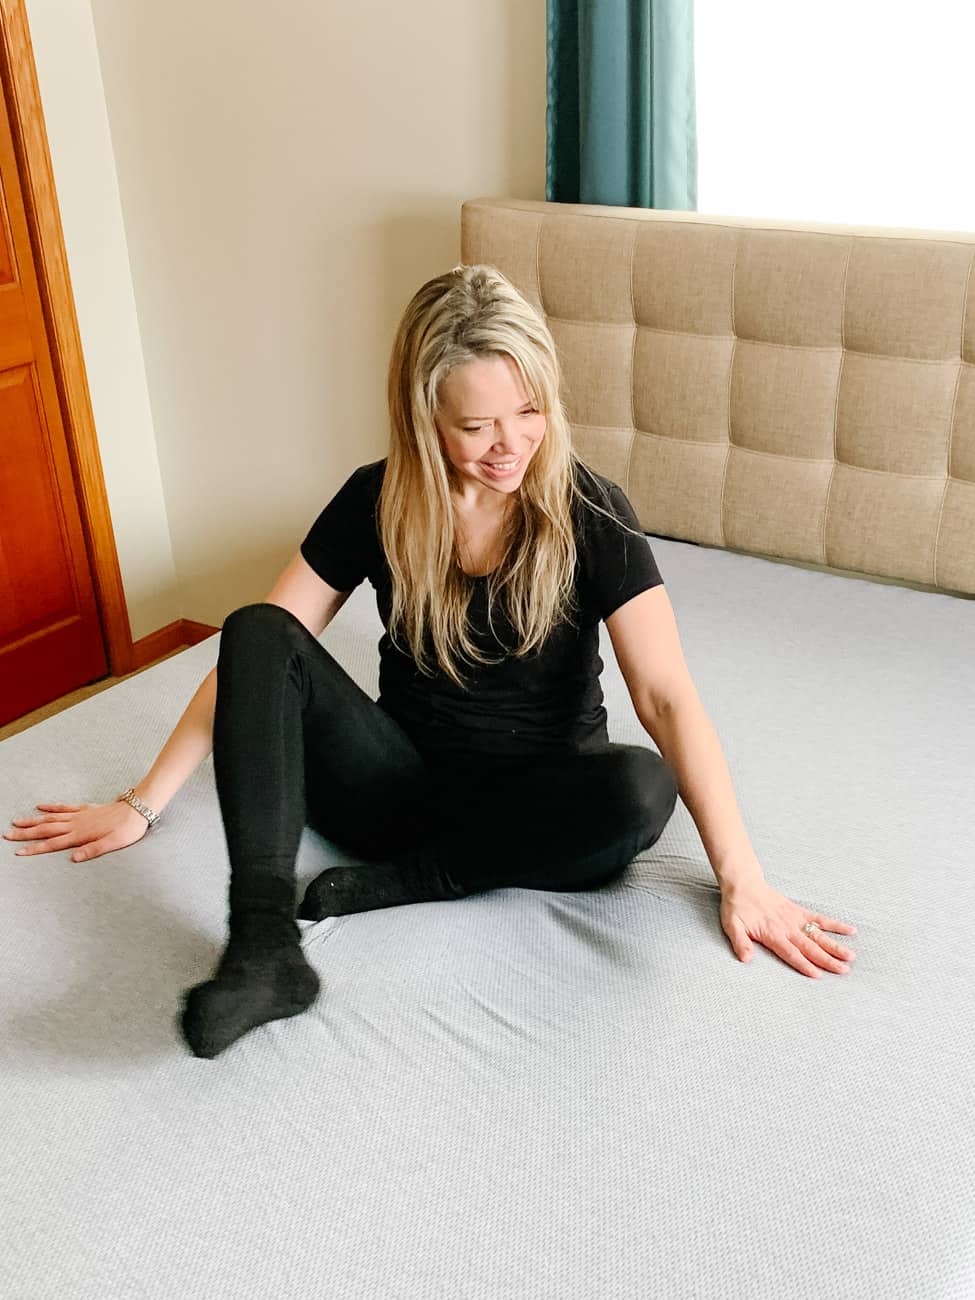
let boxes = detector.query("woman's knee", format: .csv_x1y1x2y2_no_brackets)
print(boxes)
220,602,315,650
613,746,679,848
544,746,678,889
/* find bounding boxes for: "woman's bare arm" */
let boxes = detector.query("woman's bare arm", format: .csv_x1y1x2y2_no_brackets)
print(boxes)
134,665,218,814
4,553,350,859
605,586,858,980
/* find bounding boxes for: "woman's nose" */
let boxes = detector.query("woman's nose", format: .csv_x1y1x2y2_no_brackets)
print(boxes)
492,425,521,450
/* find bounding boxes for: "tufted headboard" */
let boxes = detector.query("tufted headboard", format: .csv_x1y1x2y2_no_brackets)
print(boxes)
460,197,975,598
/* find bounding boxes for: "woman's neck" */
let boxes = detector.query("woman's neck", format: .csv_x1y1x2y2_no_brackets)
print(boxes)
453,493,516,577
451,485,515,517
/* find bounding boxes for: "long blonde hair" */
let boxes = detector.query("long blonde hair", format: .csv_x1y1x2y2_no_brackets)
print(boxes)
379,264,623,690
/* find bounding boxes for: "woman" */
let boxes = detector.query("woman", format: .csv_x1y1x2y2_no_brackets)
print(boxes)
4,266,856,1059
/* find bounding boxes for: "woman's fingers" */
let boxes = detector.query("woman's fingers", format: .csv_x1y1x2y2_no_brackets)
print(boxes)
725,914,754,963
811,912,857,935
795,933,850,975
763,930,844,979
8,814,73,828
813,929,857,962
12,832,75,856
5,807,82,843
6,820,73,840
771,936,824,978
71,837,118,863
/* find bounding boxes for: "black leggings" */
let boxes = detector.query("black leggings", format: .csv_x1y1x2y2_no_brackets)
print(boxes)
211,603,679,919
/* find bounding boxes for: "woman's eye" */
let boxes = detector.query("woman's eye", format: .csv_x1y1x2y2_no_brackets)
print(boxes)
460,411,536,432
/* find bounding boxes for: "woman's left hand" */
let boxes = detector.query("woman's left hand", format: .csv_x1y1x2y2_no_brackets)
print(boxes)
719,879,858,978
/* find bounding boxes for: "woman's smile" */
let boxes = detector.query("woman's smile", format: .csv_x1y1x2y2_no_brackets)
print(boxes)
479,456,522,478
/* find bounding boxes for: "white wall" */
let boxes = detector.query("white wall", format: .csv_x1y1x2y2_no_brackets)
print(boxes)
695,0,975,232
25,0,180,642
80,0,546,626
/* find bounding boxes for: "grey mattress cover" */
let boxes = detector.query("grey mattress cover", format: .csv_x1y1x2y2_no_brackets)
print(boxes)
1,535,973,1300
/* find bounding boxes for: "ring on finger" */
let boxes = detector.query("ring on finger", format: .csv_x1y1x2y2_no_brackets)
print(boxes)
799,923,851,973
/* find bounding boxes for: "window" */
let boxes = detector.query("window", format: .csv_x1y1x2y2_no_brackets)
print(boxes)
695,1,973,232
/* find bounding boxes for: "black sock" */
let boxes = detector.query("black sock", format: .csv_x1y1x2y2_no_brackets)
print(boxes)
298,852,466,921
178,914,320,1059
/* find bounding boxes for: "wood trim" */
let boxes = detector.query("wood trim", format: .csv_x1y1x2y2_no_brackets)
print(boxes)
131,620,219,672
0,0,135,676
180,619,221,645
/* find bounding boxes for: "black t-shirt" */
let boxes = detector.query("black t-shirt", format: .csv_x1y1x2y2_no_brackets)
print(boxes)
299,458,663,766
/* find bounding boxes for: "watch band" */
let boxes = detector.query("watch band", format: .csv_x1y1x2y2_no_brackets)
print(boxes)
118,787,159,828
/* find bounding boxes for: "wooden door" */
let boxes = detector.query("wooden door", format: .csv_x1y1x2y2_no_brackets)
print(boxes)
0,73,107,726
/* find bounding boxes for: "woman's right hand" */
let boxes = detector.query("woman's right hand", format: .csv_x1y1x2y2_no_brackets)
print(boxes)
3,801,151,862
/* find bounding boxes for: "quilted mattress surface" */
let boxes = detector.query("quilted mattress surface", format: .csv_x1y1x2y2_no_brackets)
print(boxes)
1,535,973,1299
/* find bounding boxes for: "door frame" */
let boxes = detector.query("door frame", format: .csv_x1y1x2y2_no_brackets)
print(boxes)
0,0,135,676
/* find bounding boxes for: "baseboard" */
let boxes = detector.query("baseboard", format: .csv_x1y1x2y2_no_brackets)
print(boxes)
130,619,220,671
179,619,221,645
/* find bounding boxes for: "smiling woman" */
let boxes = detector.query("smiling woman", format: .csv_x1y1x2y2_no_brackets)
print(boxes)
3,262,855,1063
377,264,624,693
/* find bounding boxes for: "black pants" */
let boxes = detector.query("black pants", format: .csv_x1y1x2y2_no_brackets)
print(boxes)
212,603,679,919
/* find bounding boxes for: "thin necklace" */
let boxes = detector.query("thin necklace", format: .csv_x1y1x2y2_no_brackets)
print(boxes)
457,494,514,577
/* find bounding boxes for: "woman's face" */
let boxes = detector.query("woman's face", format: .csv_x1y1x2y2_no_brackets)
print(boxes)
434,355,547,508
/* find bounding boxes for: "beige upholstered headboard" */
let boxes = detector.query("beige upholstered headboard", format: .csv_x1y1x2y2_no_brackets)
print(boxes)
461,198,975,598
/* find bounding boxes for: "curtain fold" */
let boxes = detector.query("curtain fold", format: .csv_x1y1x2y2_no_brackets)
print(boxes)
546,0,698,210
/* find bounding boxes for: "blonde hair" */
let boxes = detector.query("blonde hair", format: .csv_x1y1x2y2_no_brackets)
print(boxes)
379,264,629,690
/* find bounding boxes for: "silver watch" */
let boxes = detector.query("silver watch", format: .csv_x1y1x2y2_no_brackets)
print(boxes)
118,787,159,828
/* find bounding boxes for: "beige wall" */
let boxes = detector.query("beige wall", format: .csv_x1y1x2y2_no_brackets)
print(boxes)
55,0,545,630
25,0,180,641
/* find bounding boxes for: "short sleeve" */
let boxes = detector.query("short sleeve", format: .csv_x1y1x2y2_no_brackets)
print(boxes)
579,478,664,622
299,462,381,593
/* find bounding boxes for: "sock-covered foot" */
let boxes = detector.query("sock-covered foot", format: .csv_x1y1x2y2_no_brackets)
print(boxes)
179,915,320,1059
298,857,465,921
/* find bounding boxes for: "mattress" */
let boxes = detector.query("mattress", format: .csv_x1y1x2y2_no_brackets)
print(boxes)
2,535,973,1300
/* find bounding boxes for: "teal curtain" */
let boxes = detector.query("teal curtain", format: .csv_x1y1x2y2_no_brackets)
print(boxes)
546,0,697,209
